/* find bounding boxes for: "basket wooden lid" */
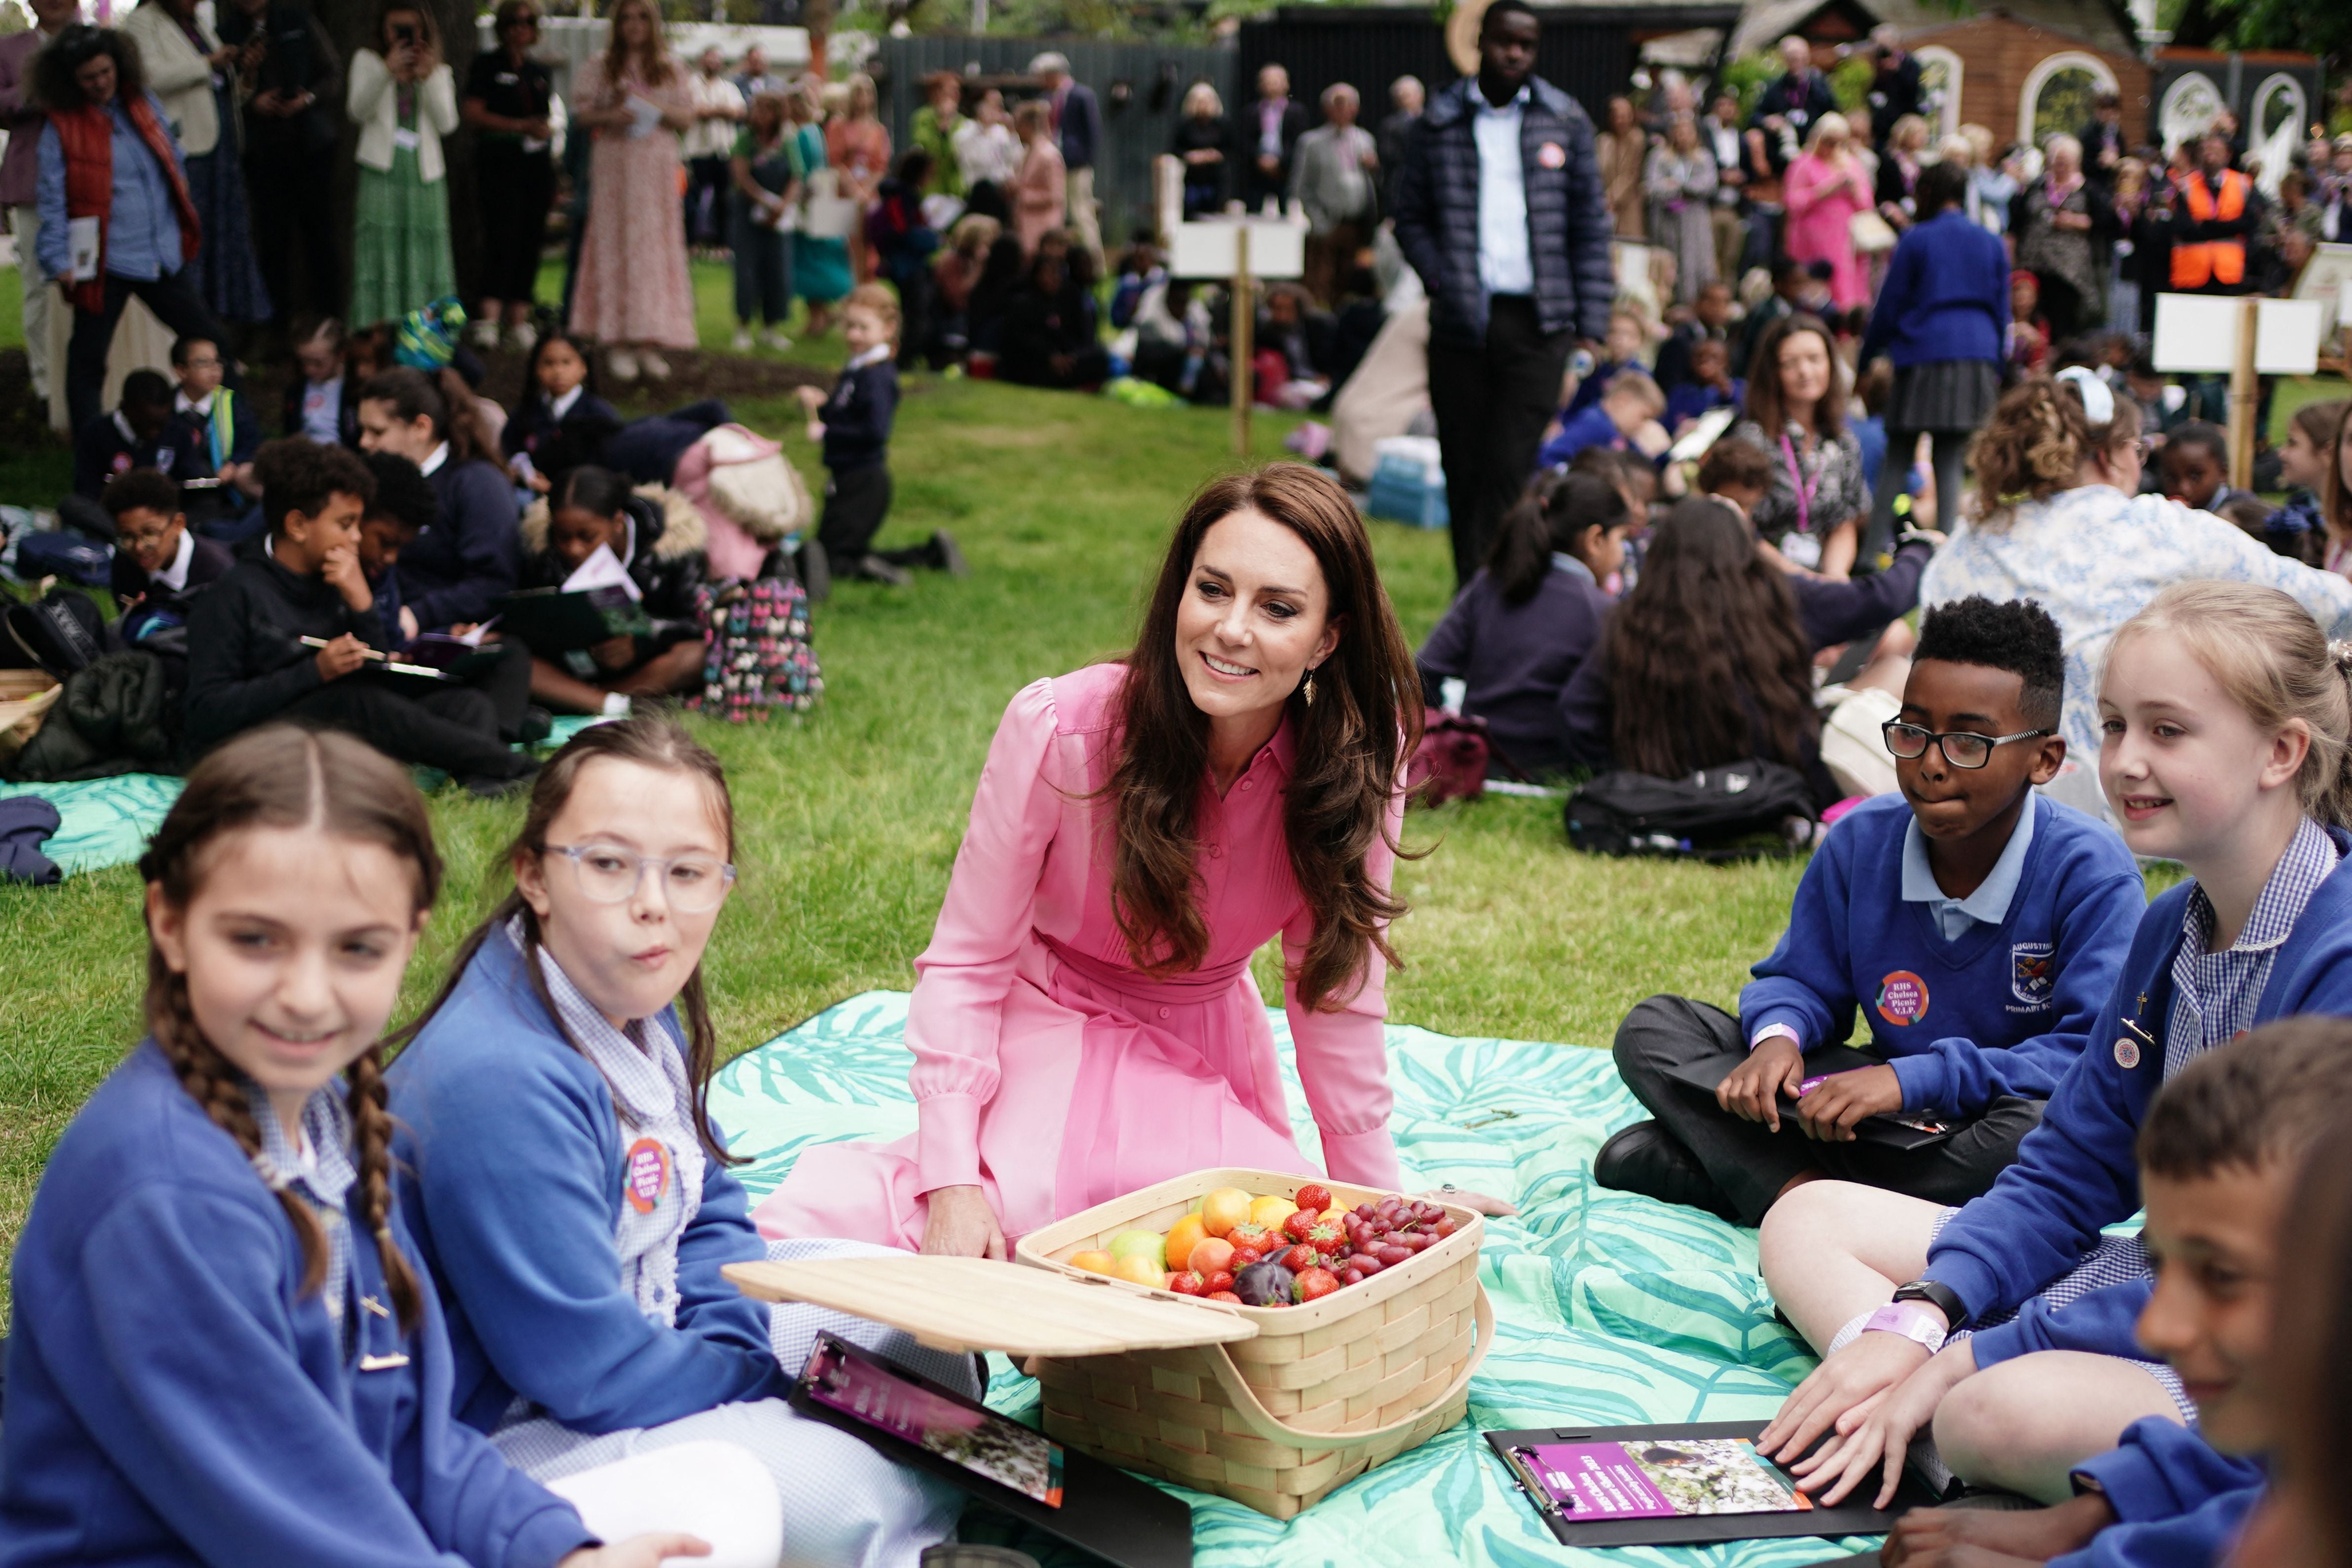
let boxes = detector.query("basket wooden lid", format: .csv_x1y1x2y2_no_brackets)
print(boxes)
724,1255,1263,1358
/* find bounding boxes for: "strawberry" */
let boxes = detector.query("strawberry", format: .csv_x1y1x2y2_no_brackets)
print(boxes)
1204,1269,1236,1294
1225,1222,1275,1254
1227,1245,1264,1270
1283,1243,1321,1274
1294,1184,1333,1215
1166,1270,1206,1295
1294,1267,1340,1303
1281,1209,1320,1243
1206,1290,1243,1303
1305,1221,1346,1252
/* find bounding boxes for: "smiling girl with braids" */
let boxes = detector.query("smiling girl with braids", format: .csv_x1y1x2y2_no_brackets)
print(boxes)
0,725,704,1568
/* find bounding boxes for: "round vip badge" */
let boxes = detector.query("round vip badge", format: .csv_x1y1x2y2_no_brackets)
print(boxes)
1875,971,1930,1026
624,1137,672,1215
2114,1036,2142,1069
1537,141,1568,170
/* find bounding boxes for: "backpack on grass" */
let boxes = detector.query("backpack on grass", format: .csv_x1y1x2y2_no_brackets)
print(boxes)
1565,760,1815,862
690,578,822,722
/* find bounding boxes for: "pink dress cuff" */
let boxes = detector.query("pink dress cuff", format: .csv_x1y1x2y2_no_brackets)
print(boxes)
1319,1124,1404,1193
915,1092,984,1195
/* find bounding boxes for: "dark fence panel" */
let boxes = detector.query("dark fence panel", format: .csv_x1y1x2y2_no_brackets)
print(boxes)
875,35,1232,245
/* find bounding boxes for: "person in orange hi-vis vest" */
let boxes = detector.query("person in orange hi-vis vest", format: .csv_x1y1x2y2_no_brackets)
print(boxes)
2164,129,2264,294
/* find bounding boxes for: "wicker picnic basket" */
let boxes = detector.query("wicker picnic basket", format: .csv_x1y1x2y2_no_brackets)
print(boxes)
1015,1167,1492,1519
725,1167,1491,1522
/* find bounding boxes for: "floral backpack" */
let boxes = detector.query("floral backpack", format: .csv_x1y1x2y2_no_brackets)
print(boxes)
690,579,822,721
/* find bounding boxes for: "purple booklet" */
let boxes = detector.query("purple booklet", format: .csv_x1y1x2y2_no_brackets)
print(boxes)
798,1334,1065,1508
1514,1439,1814,1519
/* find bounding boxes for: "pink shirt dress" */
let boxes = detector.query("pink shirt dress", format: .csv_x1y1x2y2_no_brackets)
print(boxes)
753,663,1405,1250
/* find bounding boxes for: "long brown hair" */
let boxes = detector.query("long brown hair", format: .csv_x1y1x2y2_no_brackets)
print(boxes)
2274,1120,2352,1568
599,0,673,88
138,726,438,1332
1968,372,2142,526
2307,398,2352,550
1107,464,1421,1011
1605,496,1818,776
395,711,744,1165
1741,314,1844,438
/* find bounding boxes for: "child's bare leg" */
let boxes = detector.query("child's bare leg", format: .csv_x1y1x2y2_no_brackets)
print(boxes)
530,656,616,715
1759,1180,1944,1350
613,641,706,698
1933,1350,2184,1503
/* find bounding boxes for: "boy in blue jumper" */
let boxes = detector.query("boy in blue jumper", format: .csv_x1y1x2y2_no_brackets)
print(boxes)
1839,1020,2345,1565
1534,369,1666,472
798,283,963,590
1602,597,2145,1224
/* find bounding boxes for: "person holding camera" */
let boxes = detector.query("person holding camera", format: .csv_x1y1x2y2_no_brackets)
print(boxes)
346,1,458,330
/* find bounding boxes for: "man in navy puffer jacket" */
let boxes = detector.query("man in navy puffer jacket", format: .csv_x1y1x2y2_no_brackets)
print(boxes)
1390,0,1616,590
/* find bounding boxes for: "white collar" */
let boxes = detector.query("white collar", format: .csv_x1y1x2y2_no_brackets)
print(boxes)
846,344,893,371
152,527,197,592
113,410,141,446
1550,552,1596,586
1474,83,1532,116
549,385,584,421
420,442,450,476
176,389,216,418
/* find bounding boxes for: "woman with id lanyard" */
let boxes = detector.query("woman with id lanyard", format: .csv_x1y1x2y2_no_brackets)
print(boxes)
565,0,697,385
1728,314,1868,580
388,714,978,1566
347,1,457,331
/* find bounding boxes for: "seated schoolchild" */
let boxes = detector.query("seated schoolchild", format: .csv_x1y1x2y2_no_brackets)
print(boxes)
183,437,537,796
281,315,364,447
517,467,709,716
169,335,264,541
503,332,623,501
2157,421,2246,515
72,370,186,502
1652,280,1735,392
1662,337,1744,431
1811,1018,2339,1547
1752,580,2352,1508
1698,432,1774,523
387,715,971,1564
105,467,232,621
1416,471,1632,777
1559,308,1650,421
997,234,1112,392
2269,399,2344,551
357,367,522,638
0,724,725,1567
1558,496,1844,809
1536,369,1667,472
1602,596,2144,1224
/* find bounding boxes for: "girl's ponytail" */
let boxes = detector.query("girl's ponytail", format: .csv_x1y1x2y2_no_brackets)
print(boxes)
1969,373,2141,528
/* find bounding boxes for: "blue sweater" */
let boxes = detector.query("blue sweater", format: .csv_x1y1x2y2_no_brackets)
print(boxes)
1970,1276,2153,1368
821,357,898,474
399,456,523,631
1927,834,2352,1323
1534,403,1625,472
2058,1420,2267,1568
387,933,787,1437
1858,208,2011,369
1417,561,1613,777
0,1044,593,1568
1740,792,2144,1116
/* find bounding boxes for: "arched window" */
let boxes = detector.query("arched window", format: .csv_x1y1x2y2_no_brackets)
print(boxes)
2158,71,2224,158
1914,45,1963,142
2248,72,2307,196
2017,51,2119,147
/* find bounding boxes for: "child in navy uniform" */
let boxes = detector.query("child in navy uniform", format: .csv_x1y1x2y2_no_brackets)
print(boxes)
72,371,186,502
105,468,232,618
516,466,710,715
799,283,962,588
168,335,263,541
1603,597,2146,1225
503,331,622,501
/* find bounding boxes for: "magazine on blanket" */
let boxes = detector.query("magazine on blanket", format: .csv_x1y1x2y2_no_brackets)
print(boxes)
1507,1437,1812,1520
795,1333,1064,1508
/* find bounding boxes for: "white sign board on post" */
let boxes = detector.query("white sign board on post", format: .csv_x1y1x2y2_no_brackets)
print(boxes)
2151,293,2323,375
1158,199,1308,455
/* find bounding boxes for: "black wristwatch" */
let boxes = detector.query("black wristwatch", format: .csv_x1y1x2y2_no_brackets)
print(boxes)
1891,1279,1966,1329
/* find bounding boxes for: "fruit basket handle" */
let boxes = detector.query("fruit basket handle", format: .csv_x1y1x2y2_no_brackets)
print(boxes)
1202,1283,1493,1450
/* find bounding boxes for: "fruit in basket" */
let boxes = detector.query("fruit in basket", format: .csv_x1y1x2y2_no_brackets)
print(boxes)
1069,1250,1116,1275
1227,1244,1264,1270
1249,1194,1296,1231
1304,1221,1346,1252
1109,1229,1166,1270
1280,1243,1320,1274
1113,1254,1166,1289
1187,1236,1235,1275
1280,1209,1320,1243
1294,1266,1340,1303
1294,1183,1333,1214
1200,1187,1254,1237
1207,1289,1243,1303
1203,1268,1236,1294
1166,1270,1206,1295
1226,1221,1276,1254
1163,1214,1208,1272
1233,1259,1295,1306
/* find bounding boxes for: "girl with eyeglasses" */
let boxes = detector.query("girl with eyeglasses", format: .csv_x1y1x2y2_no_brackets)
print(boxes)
386,714,973,1565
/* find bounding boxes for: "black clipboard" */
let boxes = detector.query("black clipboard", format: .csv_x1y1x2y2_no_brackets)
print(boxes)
1484,1421,1936,1547
788,1332,1192,1568
1660,1045,1961,1150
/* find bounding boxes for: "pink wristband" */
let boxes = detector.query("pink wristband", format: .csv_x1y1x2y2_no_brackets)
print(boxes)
1862,1301,1947,1353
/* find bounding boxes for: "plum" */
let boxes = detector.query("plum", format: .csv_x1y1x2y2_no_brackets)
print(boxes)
1233,1260,1296,1307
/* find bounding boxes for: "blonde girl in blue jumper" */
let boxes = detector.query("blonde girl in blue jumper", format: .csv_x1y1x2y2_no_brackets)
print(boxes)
387,715,969,1568
0,725,703,1568
1751,582,2352,1506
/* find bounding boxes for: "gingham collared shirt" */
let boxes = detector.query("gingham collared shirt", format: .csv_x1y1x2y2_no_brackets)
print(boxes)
241,1075,356,1332
2164,817,2342,1079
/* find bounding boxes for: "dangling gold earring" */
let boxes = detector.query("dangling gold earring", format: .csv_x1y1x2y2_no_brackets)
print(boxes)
1303,668,1317,707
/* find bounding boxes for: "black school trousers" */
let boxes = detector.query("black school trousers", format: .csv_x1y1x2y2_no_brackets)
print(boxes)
66,270,234,437
1426,294,1573,590
817,462,893,562
1611,993,2045,1227
281,677,530,782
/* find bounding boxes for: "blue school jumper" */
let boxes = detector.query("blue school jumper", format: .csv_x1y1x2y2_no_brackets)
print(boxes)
0,1043,592,1568
1926,829,2352,1325
2059,1419,2267,1568
386,932,786,1436
1739,792,2145,1116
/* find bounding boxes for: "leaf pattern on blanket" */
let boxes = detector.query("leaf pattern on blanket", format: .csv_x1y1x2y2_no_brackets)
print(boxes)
710,992,1875,1568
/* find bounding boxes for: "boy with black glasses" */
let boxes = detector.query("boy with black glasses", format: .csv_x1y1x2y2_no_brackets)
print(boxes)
1600,596,2145,1224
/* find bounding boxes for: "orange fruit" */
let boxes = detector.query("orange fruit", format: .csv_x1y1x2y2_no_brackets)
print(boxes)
1164,1215,1209,1274
1249,1194,1295,1232
1200,1187,1253,1237
1112,1253,1167,1289
1187,1236,1236,1275
1068,1250,1116,1275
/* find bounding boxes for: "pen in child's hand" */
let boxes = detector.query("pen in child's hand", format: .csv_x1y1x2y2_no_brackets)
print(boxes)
300,634,387,661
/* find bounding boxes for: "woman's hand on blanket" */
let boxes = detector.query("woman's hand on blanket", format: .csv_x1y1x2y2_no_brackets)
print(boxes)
922,1184,1008,1260
1423,1186,1517,1216
1792,1338,1976,1507
561,1533,711,1567
1795,1066,1904,1142
1756,1329,1931,1465
1719,1036,1805,1130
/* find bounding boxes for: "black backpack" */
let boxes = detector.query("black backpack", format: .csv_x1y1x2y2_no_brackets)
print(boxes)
1565,760,1817,861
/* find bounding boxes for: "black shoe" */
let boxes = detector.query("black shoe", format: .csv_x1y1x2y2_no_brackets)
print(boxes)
927,529,968,577
518,705,554,745
796,540,831,602
1593,1121,1738,1221
850,554,913,588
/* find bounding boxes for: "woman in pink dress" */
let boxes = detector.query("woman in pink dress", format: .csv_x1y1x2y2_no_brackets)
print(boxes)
1009,98,1066,257
825,73,890,284
757,465,1494,1257
1782,112,1875,313
566,0,697,384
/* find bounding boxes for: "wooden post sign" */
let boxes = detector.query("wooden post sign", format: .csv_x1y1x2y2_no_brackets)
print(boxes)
2151,292,2327,490
1156,157,1308,456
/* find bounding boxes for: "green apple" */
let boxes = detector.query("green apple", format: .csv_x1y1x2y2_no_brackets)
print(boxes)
1108,1229,1166,1271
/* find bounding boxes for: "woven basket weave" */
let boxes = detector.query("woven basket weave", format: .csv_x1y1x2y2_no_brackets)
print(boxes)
1016,1167,1492,1519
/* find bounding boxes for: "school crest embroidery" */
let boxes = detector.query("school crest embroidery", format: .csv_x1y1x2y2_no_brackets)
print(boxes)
2010,942,2055,1007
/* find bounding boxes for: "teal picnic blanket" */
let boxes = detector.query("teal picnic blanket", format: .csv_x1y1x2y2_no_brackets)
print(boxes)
711,992,1870,1568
